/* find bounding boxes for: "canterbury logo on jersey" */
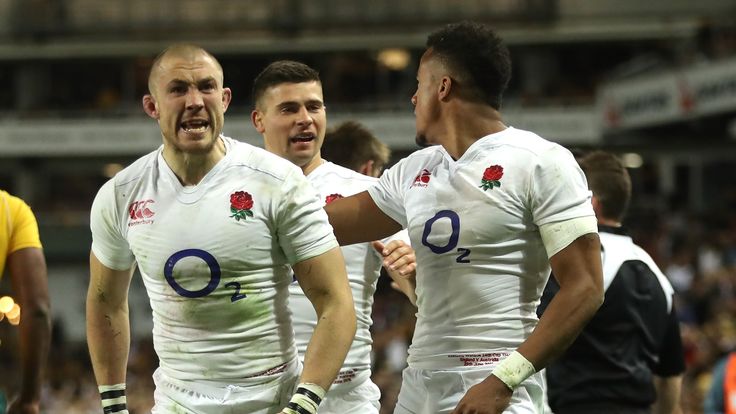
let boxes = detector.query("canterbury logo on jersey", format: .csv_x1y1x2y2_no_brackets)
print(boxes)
128,199,155,226
411,169,431,188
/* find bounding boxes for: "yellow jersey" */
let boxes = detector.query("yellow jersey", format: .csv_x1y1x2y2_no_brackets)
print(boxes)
1,190,42,277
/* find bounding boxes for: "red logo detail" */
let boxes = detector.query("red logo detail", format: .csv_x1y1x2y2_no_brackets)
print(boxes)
480,165,503,191
128,200,155,220
412,169,431,187
229,191,254,221
325,193,344,204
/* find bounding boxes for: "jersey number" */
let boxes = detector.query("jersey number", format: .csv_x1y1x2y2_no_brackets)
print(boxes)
421,210,471,263
164,249,246,302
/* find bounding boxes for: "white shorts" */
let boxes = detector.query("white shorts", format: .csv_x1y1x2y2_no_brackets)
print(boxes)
151,361,300,414
393,366,545,414
319,373,380,414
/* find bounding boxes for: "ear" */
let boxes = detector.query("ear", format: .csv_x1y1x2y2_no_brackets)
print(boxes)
591,195,602,218
251,109,265,133
358,160,374,177
222,87,232,112
142,94,159,120
438,76,452,101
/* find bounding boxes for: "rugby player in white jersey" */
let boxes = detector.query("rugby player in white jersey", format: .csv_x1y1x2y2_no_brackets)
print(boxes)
251,60,417,413
86,45,356,414
325,22,605,414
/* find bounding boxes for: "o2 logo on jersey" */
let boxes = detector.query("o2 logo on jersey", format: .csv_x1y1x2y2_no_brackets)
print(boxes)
164,249,246,302
421,210,471,263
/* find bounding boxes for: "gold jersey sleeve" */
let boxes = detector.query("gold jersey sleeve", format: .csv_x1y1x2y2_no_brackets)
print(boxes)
1,190,43,276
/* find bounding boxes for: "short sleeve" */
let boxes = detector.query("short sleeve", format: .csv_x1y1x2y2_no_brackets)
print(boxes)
7,195,42,254
367,159,409,228
529,145,594,226
653,303,686,376
90,179,136,270
276,168,339,264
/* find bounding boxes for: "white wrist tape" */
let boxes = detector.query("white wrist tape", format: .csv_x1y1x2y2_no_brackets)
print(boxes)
491,351,536,390
98,383,129,414
283,383,326,414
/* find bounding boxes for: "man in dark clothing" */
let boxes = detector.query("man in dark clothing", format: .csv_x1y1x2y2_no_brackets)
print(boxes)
539,151,685,414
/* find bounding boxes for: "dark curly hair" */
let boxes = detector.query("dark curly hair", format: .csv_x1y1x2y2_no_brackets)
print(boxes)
252,60,321,108
426,21,511,109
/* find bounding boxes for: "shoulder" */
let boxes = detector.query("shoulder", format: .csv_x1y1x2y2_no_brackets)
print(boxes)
225,137,302,183
315,162,377,184
495,127,574,164
109,148,160,189
1,190,35,220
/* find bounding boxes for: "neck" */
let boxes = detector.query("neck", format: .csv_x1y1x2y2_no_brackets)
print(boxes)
302,155,324,176
162,137,226,186
598,218,621,227
441,103,506,159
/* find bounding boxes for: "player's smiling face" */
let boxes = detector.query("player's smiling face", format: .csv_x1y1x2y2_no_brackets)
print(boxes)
145,52,231,155
252,81,326,172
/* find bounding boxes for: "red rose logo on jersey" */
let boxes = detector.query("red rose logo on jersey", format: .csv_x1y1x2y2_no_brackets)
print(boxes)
480,165,503,191
411,169,431,188
229,191,254,221
325,193,344,204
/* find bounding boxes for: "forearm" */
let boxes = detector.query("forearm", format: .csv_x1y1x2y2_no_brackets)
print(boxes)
518,281,601,369
653,375,683,414
300,297,356,390
18,301,51,402
86,293,131,385
386,268,417,306
516,233,603,369
325,192,401,245
8,247,51,404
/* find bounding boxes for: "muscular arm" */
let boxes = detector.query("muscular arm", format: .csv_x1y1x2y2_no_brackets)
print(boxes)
86,252,135,386
325,191,402,245
293,247,357,390
653,375,683,414
518,233,603,369
454,233,603,414
6,247,51,413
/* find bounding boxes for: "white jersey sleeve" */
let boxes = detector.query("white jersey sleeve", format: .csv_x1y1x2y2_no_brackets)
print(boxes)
367,158,411,228
529,145,594,227
276,168,338,264
90,177,135,270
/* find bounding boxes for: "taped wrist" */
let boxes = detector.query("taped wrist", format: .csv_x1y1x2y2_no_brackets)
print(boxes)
282,383,326,414
98,383,129,414
491,351,536,390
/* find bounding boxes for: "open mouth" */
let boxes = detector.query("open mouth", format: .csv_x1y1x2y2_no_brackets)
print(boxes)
181,119,210,133
290,132,316,143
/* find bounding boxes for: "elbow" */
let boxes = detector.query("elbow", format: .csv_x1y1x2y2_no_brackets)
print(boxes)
25,301,52,331
585,277,605,312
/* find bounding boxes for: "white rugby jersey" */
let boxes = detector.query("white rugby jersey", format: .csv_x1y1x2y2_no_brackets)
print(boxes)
288,161,388,387
91,136,338,383
368,127,595,369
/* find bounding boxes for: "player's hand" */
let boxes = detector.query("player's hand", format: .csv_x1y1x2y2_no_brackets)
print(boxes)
373,240,417,305
6,397,41,414
372,239,416,277
451,375,513,414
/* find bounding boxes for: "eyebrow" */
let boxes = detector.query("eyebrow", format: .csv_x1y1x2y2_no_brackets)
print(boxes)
276,99,324,109
166,76,219,88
